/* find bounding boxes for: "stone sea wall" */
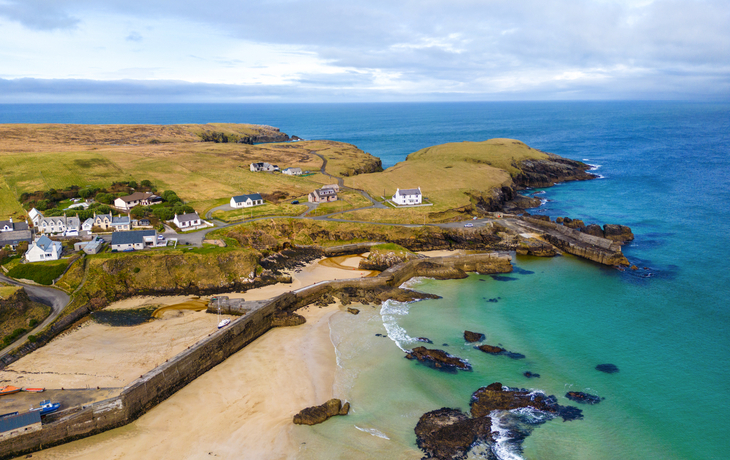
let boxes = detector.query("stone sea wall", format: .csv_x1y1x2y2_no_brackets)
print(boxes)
0,251,512,459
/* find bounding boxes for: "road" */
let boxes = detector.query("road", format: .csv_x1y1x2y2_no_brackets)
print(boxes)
0,273,70,359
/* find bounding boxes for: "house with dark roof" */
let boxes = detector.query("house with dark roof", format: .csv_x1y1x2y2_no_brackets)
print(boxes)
0,229,32,250
0,411,41,441
392,187,422,206
250,162,279,172
114,192,160,211
230,193,264,208
110,230,158,252
308,187,338,203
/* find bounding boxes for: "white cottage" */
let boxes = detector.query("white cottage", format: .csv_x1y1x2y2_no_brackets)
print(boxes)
392,187,422,206
230,193,264,208
25,236,63,262
282,167,302,176
173,212,202,229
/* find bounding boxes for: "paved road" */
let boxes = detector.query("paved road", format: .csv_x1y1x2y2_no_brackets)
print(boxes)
0,273,70,359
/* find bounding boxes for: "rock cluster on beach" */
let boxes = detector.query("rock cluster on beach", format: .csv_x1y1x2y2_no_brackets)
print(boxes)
414,382,582,460
292,398,350,425
463,330,485,343
565,391,603,404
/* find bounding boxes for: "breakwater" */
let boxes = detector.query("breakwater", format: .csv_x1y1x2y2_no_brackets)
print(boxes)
0,252,511,459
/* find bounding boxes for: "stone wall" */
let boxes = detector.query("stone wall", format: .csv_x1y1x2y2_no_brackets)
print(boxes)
0,251,512,459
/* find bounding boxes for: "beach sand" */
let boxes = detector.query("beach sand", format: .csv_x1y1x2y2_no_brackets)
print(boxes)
26,302,341,460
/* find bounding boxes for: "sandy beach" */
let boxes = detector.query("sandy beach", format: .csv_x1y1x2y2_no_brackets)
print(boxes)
27,302,341,460
8,254,378,460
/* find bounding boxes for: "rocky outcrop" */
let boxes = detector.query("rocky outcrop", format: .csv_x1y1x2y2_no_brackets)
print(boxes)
463,331,485,343
359,249,424,271
271,311,306,327
523,371,540,378
292,398,349,425
415,383,583,459
603,224,634,244
414,408,491,460
405,347,472,372
347,307,360,315
513,154,596,188
0,287,32,319
565,391,603,404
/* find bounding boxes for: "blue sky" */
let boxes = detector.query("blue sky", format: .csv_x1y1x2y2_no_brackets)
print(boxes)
0,0,728,102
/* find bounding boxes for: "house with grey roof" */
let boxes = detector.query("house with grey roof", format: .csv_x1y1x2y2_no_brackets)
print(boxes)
111,215,131,231
0,218,29,233
250,162,279,172
0,229,32,250
25,235,63,262
230,193,264,208
392,187,422,206
308,187,338,203
111,230,158,252
173,212,205,230
114,192,160,211
0,411,41,441
36,214,80,235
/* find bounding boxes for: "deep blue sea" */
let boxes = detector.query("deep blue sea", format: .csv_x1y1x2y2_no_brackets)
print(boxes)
2,102,729,459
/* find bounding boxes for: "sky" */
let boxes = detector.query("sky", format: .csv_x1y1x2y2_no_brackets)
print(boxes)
0,0,728,102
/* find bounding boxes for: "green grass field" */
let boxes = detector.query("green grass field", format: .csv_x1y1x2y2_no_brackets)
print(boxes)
7,259,71,285
306,190,373,217
212,202,309,222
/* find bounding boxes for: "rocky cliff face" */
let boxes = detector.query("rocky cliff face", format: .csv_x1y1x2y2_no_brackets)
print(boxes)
0,288,32,323
513,154,596,188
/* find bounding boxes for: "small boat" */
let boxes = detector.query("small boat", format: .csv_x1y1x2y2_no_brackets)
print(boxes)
30,400,60,415
23,387,45,393
217,318,231,329
0,386,21,396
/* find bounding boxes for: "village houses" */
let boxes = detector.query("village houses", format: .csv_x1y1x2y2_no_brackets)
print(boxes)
0,218,31,249
308,187,338,203
250,162,279,172
230,193,264,208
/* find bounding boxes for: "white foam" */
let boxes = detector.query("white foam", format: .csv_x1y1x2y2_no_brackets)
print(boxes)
354,425,390,440
398,276,429,290
489,411,525,460
380,299,417,351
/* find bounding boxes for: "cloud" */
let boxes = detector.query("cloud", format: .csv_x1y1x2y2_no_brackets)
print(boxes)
126,31,142,41
0,0,80,30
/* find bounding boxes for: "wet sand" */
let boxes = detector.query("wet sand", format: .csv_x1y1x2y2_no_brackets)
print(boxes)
26,302,341,460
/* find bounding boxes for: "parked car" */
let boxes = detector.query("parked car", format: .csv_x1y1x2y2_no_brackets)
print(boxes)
291,200,299,204
464,223,474,228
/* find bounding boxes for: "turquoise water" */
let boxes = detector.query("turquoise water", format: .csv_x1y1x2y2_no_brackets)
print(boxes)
2,102,729,458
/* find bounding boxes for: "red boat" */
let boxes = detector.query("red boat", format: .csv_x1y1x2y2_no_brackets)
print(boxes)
0,386,21,396
23,388,45,393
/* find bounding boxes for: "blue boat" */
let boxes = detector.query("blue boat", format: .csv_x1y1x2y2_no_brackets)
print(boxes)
31,400,60,415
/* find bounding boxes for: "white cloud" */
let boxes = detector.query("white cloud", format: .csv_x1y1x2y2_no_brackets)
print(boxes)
0,0,728,101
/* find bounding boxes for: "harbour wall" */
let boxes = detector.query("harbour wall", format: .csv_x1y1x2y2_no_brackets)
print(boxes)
0,251,512,459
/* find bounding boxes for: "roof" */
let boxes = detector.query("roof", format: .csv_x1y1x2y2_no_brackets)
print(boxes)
34,235,56,251
398,188,422,196
232,193,263,203
111,230,156,246
0,230,32,246
321,184,338,189
118,192,154,203
0,411,40,433
311,188,337,199
175,212,200,223
112,216,131,224
283,167,302,172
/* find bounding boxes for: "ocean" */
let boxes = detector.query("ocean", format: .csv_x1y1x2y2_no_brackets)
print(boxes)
2,101,729,459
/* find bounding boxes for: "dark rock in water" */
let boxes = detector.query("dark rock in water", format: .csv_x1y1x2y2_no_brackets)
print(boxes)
405,346,472,372
524,371,541,378
476,344,526,360
470,383,582,422
477,344,506,354
347,307,360,315
512,266,535,275
596,363,620,374
490,275,518,282
442,343,449,347
415,408,491,460
339,402,350,415
414,382,583,459
293,399,348,425
603,224,634,244
583,224,604,237
566,391,603,404
375,333,383,337
416,337,433,344
464,330,485,343
486,298,499,303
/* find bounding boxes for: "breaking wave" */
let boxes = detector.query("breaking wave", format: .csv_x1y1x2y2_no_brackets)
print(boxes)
354,425,390,440
380,299,417,351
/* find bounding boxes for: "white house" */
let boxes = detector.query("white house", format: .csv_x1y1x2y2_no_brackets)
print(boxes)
111,230,158,252
36,214,80,235
173,212,202,229
81,218,94,232
392,187,422,206
28,208,42,226
282,167,302,176
321,183,340,192
250,162,279,172
230,193,264,208
25,236,63,262
114,192,159,211
0,218,28,233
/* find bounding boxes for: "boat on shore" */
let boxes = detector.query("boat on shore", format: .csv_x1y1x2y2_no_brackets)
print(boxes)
0,386,21,396
217,318,231,329
30,400,61,415
23,387,45,393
